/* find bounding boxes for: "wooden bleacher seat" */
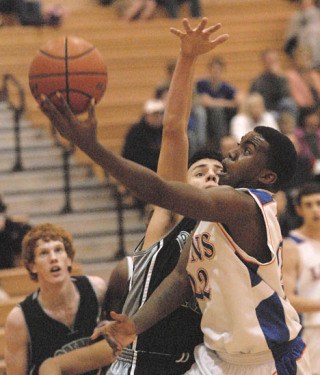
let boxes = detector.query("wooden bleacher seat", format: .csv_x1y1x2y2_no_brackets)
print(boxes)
0,263,82,298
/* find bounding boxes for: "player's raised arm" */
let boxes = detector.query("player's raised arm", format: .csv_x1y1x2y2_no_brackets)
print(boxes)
144,18,228,247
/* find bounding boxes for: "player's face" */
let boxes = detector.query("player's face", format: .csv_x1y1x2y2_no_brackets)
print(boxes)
219,131,270,188
296,193,320,226
187,159,223,189
30,239,72,283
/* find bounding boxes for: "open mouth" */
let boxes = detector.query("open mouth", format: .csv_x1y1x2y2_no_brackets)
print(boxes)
50,266,61,273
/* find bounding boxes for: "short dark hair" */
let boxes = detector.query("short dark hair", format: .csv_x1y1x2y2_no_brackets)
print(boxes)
254,126,297,191
0,196,7,213
296,182,320,205
188,148,223,169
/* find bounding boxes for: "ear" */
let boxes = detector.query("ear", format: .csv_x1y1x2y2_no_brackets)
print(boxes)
67,257,72,269
295,205,303,218
29,262,37,274
258,169,278,186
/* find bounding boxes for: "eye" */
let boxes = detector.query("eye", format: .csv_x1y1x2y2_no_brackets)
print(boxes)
195,172,204,177
39,250,48,257
55,246,64,254
243,147,251,156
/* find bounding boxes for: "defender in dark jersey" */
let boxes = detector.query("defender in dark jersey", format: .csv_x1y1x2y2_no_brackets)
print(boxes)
4,223,107,375
38,18,227,375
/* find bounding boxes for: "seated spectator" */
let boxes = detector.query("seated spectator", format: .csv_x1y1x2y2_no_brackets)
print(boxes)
155,59,207,156
285,45,320,112
277,110,297,136
119,98,164,207
196,55,240,150
294,106,320,179
229,92,279,142
250,49,297,119
116,0,201,21
0,194,32,269
284,0,320,69
0,0,66,26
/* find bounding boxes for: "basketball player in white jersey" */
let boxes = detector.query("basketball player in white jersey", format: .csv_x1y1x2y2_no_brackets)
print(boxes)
39,17,312,375
283,182,320,375
38,17,226,375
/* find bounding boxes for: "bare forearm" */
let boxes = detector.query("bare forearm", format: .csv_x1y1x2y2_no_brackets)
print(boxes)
289,295,320,314
133,269,192,334
163,53,196,131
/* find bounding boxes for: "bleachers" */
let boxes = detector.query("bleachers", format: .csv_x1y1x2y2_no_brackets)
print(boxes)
0,0,296,162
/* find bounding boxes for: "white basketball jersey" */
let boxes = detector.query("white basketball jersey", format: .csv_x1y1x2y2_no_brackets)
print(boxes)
288,230,320,327
186,188,301,354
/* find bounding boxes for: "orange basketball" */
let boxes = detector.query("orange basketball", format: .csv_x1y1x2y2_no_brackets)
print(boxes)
29,36,107,115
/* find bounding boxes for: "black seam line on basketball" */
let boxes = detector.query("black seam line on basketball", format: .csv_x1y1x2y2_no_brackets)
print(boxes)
29,72,107,79
39,47,96,60
65,38,70,105
47,90,93,98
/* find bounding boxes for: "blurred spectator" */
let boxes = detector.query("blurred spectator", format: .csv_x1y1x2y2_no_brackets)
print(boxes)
294,106,320,179
0,194,32,269
155,59,207,156
250,49,298,119
0,0,66,26
277,111,297,135
284,0,320,69
123,98,164,171
120,98,164,207
116,0,201,21
196,56,240,150
229,93,279,142
219,134,237,158
285,46,320,112
158,0,202,18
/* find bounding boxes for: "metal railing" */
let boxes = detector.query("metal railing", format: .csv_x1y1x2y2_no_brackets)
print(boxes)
1,73,26,171
1,74,129,259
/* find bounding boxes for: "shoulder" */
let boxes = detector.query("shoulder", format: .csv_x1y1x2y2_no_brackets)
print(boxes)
283,236,300,264
5,305,27,333
86,276,107,304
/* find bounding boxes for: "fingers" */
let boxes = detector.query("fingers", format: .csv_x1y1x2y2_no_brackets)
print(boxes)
55,92,77,125
104,333,123,356
210,33,229,47
110,311,128,323
88,98,97,124
90,325,107,340
203,22,222,35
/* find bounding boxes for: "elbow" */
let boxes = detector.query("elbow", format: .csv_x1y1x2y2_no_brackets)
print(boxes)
39,358,60,375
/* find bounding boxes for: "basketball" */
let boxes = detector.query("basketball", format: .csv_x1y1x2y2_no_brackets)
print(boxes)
29,36,107,115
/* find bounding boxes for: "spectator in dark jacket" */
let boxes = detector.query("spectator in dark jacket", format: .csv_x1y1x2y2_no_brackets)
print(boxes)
0,194,32,269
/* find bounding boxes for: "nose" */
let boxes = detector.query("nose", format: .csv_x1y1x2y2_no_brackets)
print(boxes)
49,250,58,261
228,149,238,161
206,171,218,183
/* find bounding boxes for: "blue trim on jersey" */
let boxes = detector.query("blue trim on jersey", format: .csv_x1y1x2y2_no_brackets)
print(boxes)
288,234,305,244
235,253,260,286
256,292,290,347
249,189,273,205
248,267,262,287
272,336,305,375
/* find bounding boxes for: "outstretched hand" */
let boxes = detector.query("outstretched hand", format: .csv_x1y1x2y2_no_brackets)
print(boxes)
91,312,137,349
40,93,97,152
170,17,229,58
